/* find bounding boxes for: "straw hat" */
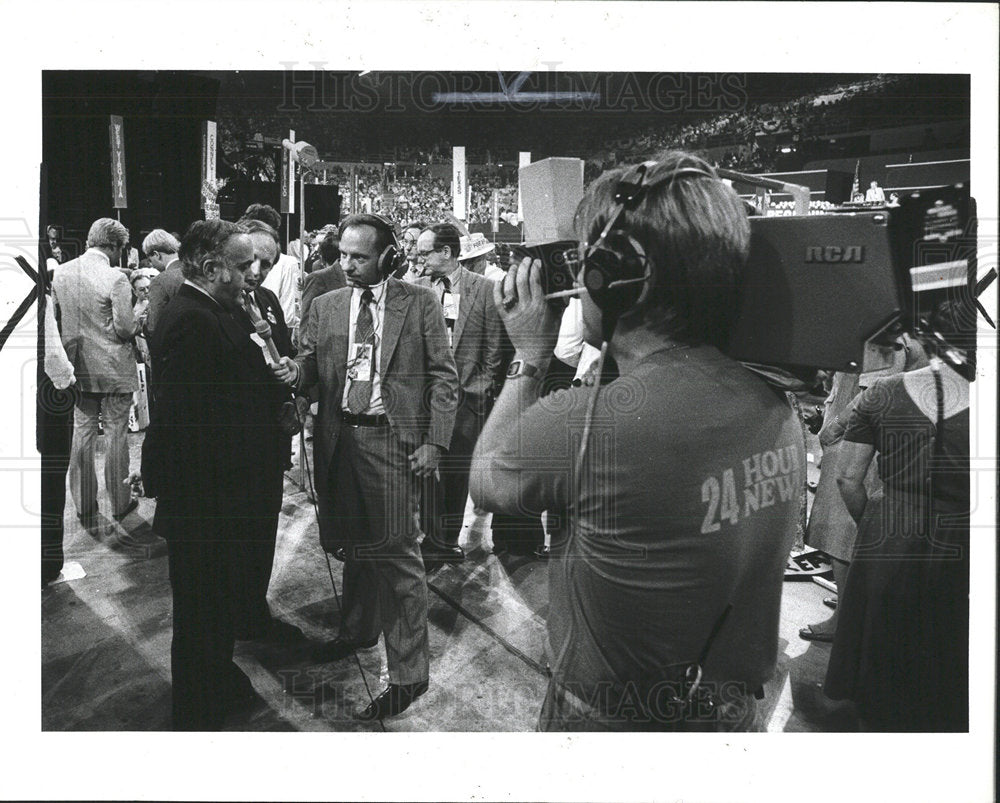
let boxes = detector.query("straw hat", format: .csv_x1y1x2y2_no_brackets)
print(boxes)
458,232,495,261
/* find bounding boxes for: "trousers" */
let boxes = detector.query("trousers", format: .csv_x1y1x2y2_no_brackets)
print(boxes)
329,424,430,686
69,391,133,517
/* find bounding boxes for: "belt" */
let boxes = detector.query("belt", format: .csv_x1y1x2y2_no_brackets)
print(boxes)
340,411,389,428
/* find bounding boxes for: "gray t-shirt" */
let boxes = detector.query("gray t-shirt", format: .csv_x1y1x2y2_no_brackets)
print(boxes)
491,344,803,704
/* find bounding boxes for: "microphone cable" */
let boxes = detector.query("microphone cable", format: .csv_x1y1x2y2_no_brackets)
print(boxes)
292,401,387,731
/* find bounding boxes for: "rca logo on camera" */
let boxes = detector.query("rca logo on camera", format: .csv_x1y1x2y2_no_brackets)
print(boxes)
805,245,865,263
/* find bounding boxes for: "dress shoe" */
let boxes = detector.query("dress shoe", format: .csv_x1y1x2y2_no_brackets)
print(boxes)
77,506,100,528
223,666,260,716
312,635,378,663
799,624,835,643
264,618,309,643
113,498,139,521
355,680,428,721
494,541,541,558
421,542,464,567
238,617,309,644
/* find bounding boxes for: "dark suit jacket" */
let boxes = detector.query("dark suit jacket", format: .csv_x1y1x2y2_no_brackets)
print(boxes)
295,278,459,494
299,264,347,351
141,284,286,529
145,259,185,336
253,285,295,358
417,268,504,410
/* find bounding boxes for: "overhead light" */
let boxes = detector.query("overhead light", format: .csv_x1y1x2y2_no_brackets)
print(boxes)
282,139,319,168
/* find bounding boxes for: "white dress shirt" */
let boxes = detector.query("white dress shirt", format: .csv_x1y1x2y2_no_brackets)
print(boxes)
433,266,462,347
865,186,885,202
554,298,601,379
261,253,301,328
341,279,388,414
432,265,462,301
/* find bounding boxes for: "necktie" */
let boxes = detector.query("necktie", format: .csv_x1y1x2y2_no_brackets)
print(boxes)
439,275,451,302
346,289,375,414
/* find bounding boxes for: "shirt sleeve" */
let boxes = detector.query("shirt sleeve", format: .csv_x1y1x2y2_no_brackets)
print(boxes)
842,378,888,445
487,387,577,515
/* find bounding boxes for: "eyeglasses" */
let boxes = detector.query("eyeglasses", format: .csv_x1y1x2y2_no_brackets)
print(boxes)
415,246,444,260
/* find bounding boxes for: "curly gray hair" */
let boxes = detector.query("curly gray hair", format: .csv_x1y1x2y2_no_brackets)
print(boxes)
178,219,248,280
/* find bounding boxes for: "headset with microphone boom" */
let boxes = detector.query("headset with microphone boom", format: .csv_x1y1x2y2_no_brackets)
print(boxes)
338,213,405,280
580,159,720,338
569,158,722,487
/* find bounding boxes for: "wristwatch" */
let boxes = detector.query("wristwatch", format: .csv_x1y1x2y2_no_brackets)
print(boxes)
505,359,541,380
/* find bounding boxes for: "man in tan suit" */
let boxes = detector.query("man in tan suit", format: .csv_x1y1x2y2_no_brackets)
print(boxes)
415,223,504,566
273,214,458,721
52,217,142,523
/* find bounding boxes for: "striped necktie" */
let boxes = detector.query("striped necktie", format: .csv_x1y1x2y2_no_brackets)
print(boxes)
346,289,375,414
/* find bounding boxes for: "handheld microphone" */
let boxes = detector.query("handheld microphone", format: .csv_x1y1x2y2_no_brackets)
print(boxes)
243,293,282,365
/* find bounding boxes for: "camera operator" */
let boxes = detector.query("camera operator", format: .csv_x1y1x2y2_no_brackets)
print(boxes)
472,151,804,731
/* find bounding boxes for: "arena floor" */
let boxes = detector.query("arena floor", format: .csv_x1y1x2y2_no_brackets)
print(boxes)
41,429,858,732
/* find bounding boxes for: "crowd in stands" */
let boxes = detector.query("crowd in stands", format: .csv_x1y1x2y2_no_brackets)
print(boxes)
219,75,959,233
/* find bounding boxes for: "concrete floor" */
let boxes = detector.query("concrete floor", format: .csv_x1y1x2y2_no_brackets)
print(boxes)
41,429,858,732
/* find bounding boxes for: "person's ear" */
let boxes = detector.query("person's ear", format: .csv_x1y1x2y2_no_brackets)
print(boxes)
202,258,221,280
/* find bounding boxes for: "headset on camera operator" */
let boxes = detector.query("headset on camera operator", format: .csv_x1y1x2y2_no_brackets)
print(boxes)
471,151,804,731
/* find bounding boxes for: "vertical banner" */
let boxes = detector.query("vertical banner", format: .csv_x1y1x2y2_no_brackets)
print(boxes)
200,120,218,215
108,115,127,209
280,129,295,214
517,151,531,219
492,190,500,233
452,146,466,220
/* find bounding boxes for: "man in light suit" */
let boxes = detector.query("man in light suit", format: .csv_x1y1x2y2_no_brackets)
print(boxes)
52,217,142,523
272,214,458,721
865,180,886,203
415,223,504,566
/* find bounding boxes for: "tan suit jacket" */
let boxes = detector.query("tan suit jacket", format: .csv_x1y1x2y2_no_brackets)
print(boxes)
295,278,459,493
417,267,504,405
51,248,139,394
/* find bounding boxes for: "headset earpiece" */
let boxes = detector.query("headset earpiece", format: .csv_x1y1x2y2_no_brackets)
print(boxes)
582,233,649,313
377,241,402,277
339,213,403,277
582,161,717,317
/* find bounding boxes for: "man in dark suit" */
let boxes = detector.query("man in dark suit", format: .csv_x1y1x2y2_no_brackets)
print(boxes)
222,219,305,644
272,214,458,721
142,219,288,730
415,223,504,566
242,219,296,358
299,231,347,351
144,229,184,337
